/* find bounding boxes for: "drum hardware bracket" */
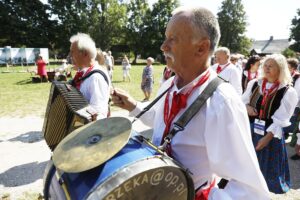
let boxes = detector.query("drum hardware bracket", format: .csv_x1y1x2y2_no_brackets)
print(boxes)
159,124,184,152
55,170,71,200
135,134,166,156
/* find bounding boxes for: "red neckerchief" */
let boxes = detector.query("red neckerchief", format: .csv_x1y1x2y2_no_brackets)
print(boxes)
216,63,230,74
195,179,216,200
161,70,210,156
259,78,280,119
73,65,94,90
248,70,258,81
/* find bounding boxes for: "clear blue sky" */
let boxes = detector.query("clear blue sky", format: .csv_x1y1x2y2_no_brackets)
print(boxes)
149,0,299,40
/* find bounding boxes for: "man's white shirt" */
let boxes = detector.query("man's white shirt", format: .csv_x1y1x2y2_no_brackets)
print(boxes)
211,63,243,95
130,68,269,200
80,64,111,119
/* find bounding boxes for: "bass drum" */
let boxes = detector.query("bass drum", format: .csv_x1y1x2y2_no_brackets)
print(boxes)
43,135,195,200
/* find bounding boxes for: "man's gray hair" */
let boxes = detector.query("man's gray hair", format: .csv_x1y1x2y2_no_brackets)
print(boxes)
215,47,231,56
70,33,97,60
172,7,221,55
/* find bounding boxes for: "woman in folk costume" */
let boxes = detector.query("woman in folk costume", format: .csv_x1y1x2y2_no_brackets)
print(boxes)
242,55,261,92
242,54,298,194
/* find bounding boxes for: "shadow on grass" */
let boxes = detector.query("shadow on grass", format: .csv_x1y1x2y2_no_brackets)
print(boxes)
15,79,33,85
112,80,124,84
0,161,47,187
8,131,43,143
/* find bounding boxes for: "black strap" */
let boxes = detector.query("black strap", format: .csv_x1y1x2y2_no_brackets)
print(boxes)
70,69,109,87
162,76,224,146
132,83,173,123
80,69,109,85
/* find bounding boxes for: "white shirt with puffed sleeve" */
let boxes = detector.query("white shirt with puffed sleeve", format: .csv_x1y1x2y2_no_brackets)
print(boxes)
211,63,243,95
242,79,298,139
130,68,270,200
80,64,111,119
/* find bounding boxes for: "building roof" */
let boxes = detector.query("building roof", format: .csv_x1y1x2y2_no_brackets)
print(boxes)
250,36,290,54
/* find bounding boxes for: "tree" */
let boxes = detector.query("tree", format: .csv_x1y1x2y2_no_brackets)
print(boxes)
89,0,127,51
125,0,151,63
0,0,55,48
217,0,251,55
147,0,179,61
290,9,300,52
282,48,296,58
48,0,127,56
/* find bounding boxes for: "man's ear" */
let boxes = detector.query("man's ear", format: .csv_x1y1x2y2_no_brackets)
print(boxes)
195,39,210,57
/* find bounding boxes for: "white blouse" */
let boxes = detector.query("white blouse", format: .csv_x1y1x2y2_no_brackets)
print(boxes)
130,68,269,200
242,79,298,139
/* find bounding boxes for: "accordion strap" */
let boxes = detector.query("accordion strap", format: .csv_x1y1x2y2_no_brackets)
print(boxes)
80,69,109,85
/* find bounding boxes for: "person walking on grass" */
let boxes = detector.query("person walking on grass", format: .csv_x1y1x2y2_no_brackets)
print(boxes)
122,55,131,82
141,57,154,101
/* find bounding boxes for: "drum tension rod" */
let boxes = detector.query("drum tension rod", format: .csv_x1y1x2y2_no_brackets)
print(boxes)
135,135,166,155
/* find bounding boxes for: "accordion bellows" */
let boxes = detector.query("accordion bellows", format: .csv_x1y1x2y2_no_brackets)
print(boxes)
43,81,93,151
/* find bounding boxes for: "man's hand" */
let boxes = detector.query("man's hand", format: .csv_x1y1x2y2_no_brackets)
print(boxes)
111,88,137,112
256,132,273,151
246,105,258,117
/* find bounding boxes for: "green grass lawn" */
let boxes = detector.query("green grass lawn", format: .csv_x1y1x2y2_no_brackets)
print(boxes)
0,65,164,117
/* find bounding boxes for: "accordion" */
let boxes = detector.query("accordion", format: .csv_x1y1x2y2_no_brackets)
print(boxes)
43,81,96,151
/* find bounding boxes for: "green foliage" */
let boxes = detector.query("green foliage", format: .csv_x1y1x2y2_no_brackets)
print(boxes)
48,0,127,56
125,0,151,63
290,9,300,52
217,0,251,54
147,0,179,61
0,0,55,48
282,48,296,58
0,0,179,60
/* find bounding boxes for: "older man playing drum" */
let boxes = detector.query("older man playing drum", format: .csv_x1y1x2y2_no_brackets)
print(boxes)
112,6,269,200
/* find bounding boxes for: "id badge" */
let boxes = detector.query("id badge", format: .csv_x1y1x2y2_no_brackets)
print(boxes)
254,119,265,136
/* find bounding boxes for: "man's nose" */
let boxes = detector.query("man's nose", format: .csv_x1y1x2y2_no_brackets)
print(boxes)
160,40,169,52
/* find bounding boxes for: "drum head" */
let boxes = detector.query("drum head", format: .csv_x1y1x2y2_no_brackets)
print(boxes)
86,155,195,200
53,117,132,173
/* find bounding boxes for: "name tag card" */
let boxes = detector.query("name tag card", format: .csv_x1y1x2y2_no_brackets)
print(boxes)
254,119,265,136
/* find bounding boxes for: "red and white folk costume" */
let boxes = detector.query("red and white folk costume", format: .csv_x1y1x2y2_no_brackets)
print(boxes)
211,63,243,95
130,68,269,200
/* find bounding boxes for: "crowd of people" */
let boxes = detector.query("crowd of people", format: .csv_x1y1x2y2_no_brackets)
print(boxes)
44,5,300,200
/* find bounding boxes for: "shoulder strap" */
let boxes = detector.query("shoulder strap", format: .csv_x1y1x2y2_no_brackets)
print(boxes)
81,69,109,85
161,76,224,148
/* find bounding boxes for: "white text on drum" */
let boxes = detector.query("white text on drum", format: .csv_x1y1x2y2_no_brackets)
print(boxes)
105,169,187,200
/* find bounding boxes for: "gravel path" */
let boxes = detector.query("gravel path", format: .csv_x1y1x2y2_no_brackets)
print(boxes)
0,113,300,199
